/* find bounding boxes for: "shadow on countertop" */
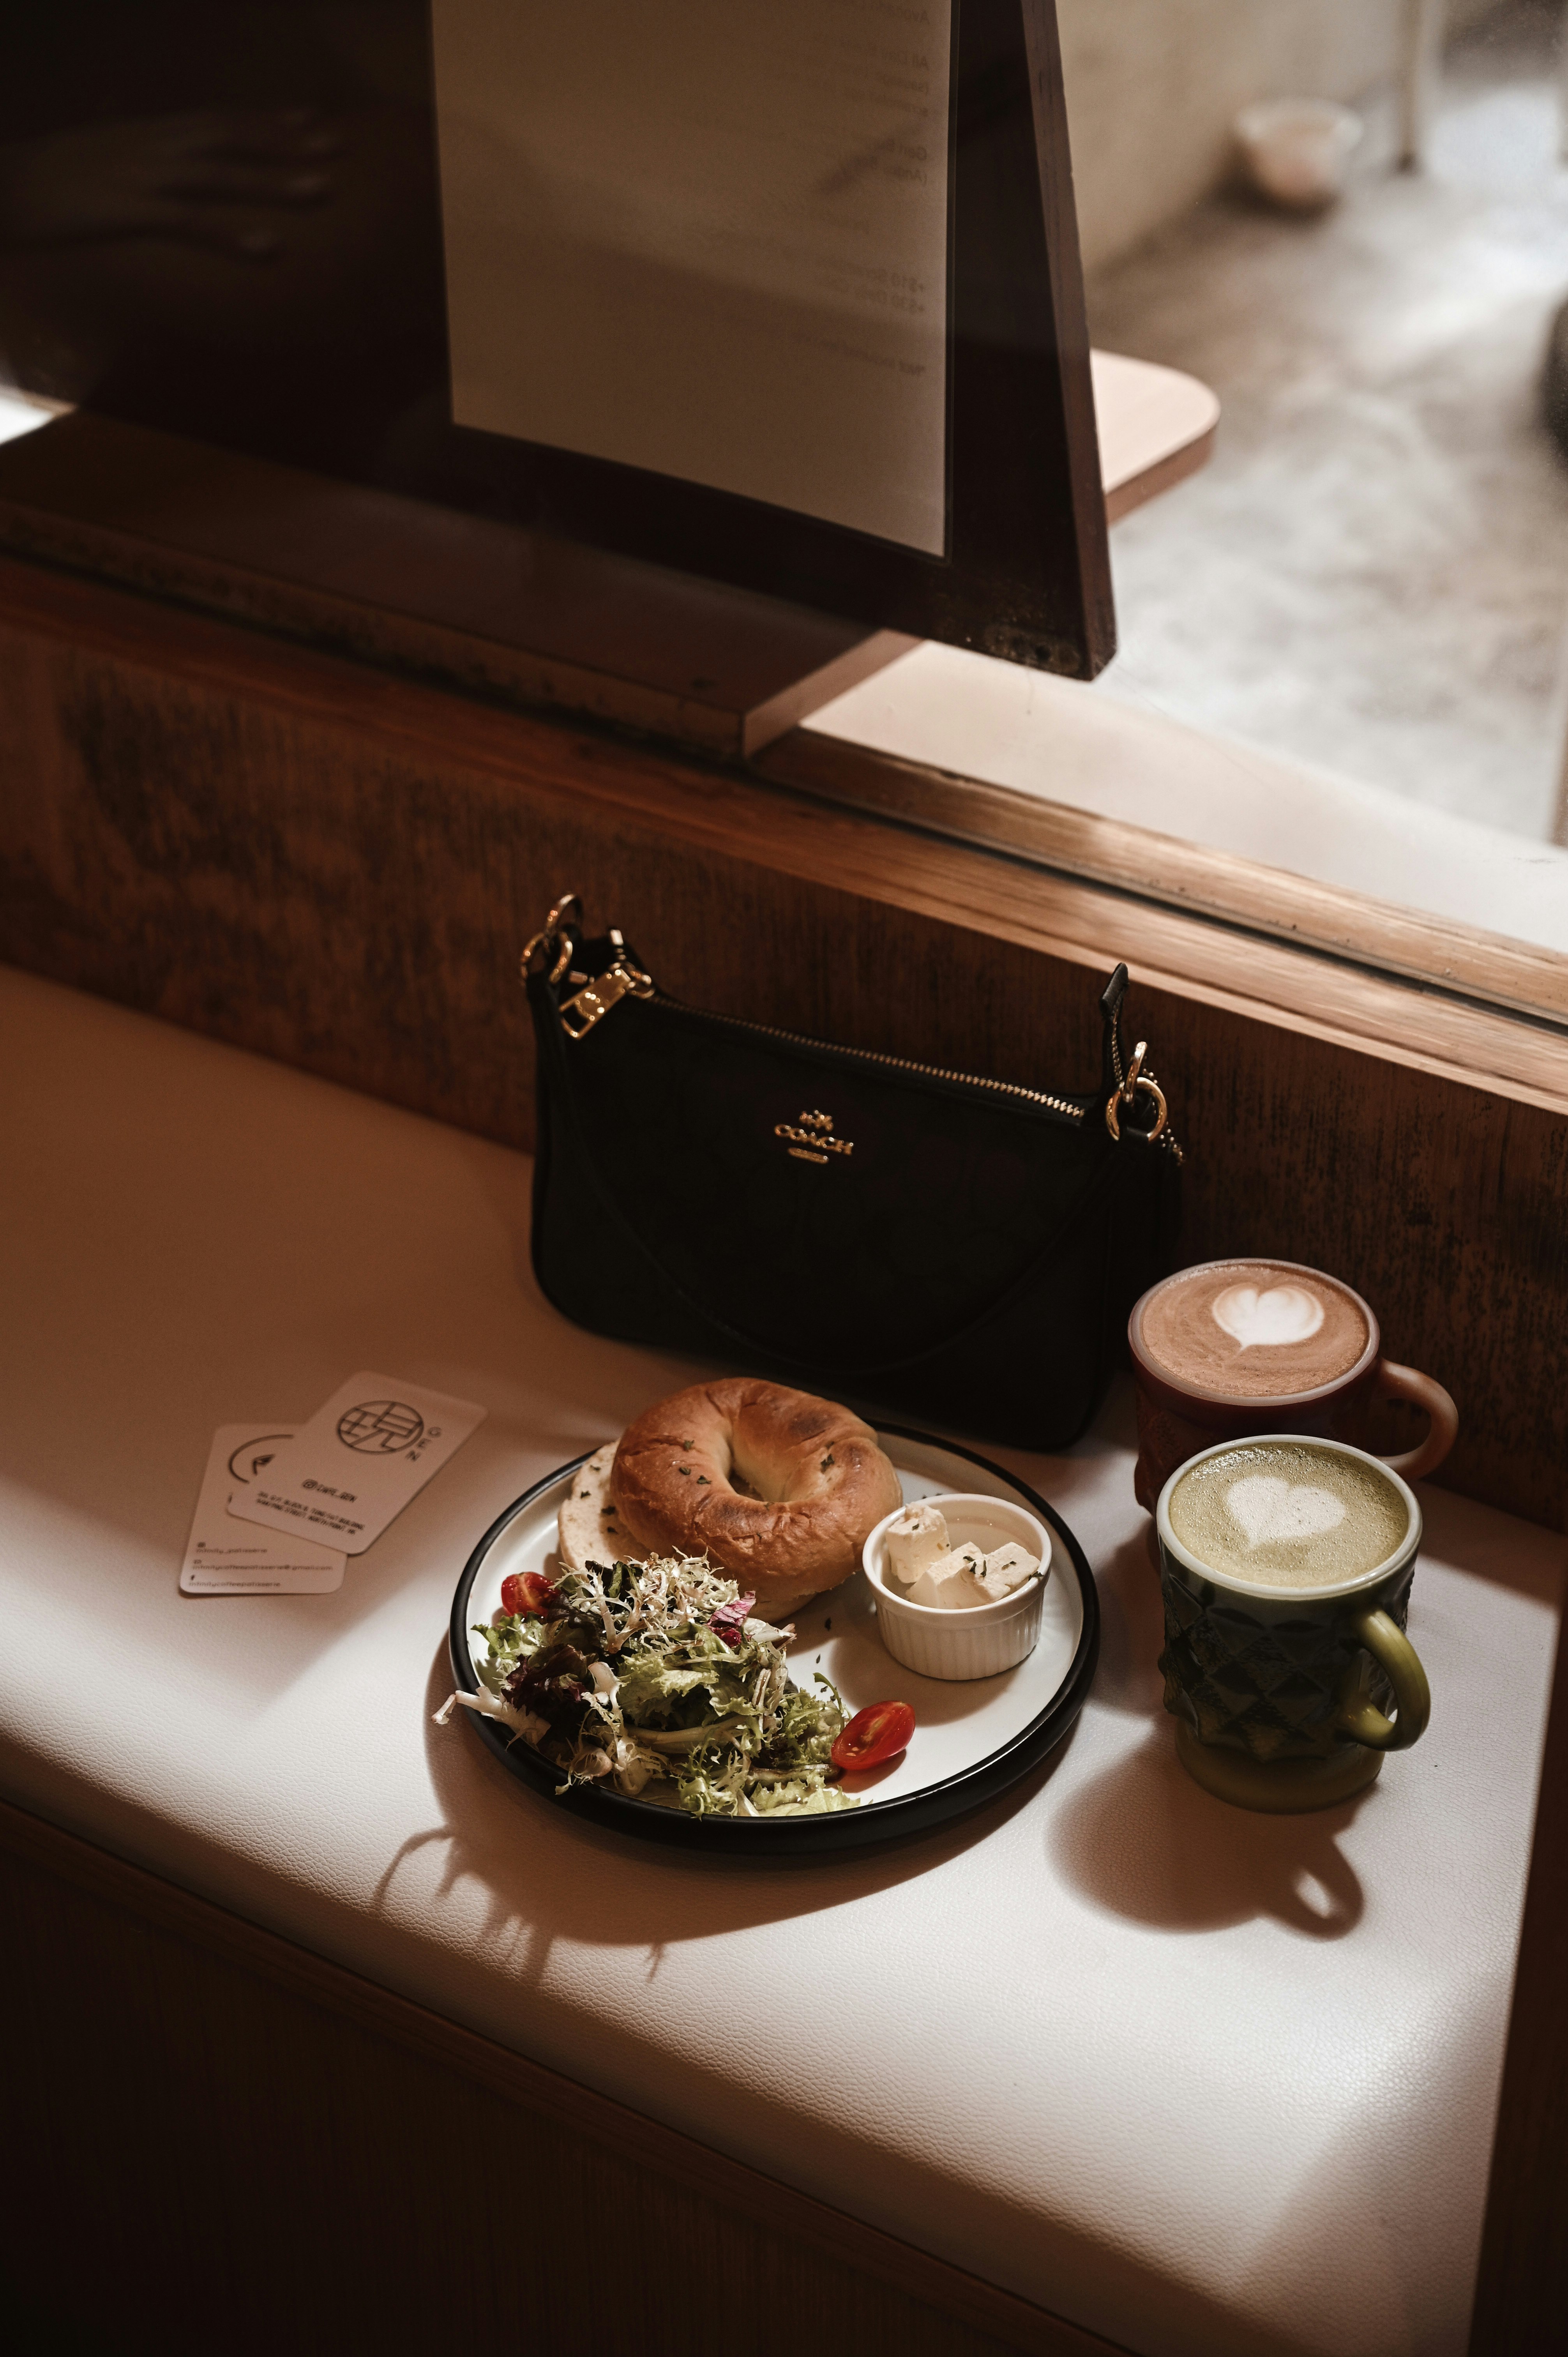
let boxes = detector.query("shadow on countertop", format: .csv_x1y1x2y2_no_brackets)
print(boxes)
1050,1725,1366,1939
374,1636,1086,1975
1051,1511,1368,1938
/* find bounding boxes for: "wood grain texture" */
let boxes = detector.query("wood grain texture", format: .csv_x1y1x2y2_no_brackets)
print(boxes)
759,727,1568,1025
0,553,1562,1531
0,1796,1129,2357
2,555,1563,1104
1468,1604,1568,2357
0,331,1208,710
0,413,917,760
7,409,1552,1027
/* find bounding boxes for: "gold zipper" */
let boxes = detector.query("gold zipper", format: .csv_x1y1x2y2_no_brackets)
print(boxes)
546,921,1183,1152
556,956,1084,1120
652,997,1087,1120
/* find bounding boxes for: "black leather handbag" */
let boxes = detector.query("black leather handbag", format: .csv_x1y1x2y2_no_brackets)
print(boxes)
523,895,1183,1451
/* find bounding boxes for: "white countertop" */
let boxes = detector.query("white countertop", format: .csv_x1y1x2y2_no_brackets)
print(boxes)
1,966,1559,2357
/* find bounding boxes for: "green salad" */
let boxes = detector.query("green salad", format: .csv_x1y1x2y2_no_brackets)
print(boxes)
447,1553,857,1818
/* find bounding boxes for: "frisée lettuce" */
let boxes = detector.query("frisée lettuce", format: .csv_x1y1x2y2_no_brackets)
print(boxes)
438,1553,856,1818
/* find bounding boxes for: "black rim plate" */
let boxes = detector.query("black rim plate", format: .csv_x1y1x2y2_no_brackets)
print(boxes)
447,1424,1099,1856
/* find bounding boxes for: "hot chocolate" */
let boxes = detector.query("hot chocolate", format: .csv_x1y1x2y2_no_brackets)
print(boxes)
1136,1259,1370,1402
1167,1439,1409,1590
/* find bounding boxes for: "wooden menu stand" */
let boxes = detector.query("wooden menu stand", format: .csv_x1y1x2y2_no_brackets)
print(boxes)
0,411,916,762
0,352,1218,765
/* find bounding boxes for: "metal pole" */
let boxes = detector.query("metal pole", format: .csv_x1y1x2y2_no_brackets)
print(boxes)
1399,0,1450,170
1551,599,1568,847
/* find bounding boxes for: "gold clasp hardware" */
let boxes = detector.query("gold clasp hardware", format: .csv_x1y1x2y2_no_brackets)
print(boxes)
523,895,655,1040
521,894,584,989
1105,1039,1169,1144
559,959,654,1040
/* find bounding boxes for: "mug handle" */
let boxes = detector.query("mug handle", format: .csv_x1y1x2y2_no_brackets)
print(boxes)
1335,1609,1431,1753
1370,1359,1459,1481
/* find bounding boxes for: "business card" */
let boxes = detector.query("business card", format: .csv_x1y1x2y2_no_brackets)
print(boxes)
225,1372,486,1555
181,1425,347,1594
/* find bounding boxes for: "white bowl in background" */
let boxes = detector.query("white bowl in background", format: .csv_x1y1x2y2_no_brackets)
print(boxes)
863,1492,1051,1682
1235,98,1363,211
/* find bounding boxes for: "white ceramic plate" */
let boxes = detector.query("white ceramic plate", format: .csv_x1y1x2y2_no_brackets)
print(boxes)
449,1425,1098,1854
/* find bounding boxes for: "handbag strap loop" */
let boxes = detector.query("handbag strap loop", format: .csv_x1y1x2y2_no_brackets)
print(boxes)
1105,1044,1169,1144
521,893,583,988
1099,966,1180,1157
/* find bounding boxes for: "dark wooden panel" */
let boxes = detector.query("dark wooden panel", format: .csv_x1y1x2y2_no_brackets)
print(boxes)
0,555,1561,1530
1,556,1559,1106
0,1797,1127,2357
1468,1609,1568,2356
0,413,916,759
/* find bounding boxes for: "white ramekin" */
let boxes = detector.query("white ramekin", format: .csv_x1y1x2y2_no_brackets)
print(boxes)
863,1492,1052,1681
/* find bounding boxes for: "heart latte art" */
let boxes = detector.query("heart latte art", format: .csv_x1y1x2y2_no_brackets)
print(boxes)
1224,1474,1344,1548
1211,1284,1325,1350
1167,1440,1409,1588
1136,1260,1370,1399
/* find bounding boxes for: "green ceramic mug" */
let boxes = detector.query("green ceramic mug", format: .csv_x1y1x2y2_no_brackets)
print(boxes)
1155,1434,1431,1812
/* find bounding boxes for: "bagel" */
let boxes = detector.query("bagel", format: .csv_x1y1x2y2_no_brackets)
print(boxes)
609,1378,903,1615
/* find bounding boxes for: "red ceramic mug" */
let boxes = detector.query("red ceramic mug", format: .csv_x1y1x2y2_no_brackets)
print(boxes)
1128,1258,1458,1516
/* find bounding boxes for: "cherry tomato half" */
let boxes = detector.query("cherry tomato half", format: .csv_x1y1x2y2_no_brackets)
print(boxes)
831,1700,915,1775
500,1571,556,1618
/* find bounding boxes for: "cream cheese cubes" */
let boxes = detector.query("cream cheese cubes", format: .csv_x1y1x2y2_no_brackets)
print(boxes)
883,1500,952,1582
882,1502,1040,1611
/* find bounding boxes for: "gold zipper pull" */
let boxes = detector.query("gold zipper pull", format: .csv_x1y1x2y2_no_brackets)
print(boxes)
559,958,654,1041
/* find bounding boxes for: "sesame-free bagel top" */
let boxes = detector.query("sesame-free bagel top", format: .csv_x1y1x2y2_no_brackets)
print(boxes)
609,1378,903,1615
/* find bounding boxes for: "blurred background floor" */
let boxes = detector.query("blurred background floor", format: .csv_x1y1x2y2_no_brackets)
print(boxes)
1084,1,1568,843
